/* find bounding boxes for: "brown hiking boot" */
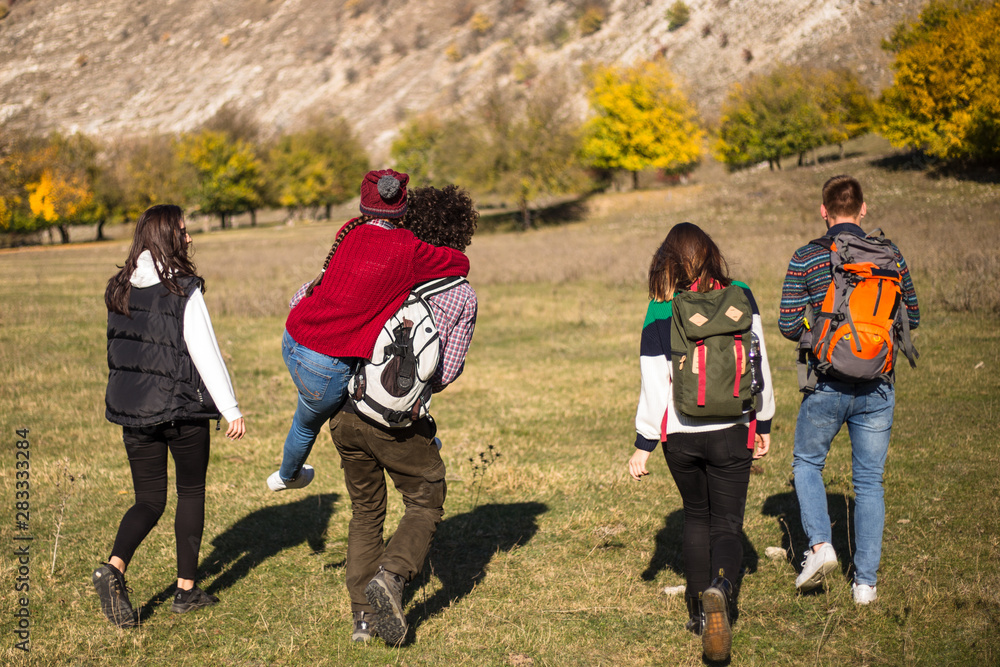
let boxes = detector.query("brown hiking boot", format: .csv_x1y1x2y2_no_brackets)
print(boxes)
701,571,734,662
365,567,407,646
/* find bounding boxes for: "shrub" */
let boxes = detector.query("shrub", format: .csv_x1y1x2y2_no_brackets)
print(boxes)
666,1,690,30
513,59,539,83
470,12,493,35
579,5,606,35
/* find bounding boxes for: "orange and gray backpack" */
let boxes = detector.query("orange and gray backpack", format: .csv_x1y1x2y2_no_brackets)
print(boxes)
797,229,918,391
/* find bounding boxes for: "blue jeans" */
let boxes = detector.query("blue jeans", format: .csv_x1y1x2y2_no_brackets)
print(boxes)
792,379,894,586
279,329,353,482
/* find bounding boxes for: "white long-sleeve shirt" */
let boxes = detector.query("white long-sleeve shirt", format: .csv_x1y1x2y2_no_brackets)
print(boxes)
130,251,242,423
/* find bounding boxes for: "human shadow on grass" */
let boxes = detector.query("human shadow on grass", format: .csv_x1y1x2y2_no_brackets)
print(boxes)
398,501,548,642
137,493,337,622
640,508,760,624
761,490,853,593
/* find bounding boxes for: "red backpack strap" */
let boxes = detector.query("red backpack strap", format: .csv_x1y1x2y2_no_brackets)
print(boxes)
660,375,671,443
746,411,757,450
696,340,707,407
733,333,743,398
688,279,723,292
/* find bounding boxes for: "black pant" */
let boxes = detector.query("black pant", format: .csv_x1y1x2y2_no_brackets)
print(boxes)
110,420,211,580
664,426,752,597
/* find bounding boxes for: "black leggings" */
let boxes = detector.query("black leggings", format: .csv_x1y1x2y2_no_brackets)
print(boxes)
664,426,752,596
110,420,211,580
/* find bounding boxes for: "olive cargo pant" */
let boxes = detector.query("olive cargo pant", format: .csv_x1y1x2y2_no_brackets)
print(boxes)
330,410,446,613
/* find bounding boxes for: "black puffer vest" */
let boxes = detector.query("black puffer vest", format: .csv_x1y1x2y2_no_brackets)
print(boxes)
105,276,220,426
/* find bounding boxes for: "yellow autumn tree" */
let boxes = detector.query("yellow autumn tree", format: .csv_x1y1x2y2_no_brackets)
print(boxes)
879,0,1000,162
24,138,96,243
27,169,93,229
581,60,703,189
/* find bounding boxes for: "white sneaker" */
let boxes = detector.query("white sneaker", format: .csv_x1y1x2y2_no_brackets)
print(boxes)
795,543,838,592
852,582,878,605
267,465,314,492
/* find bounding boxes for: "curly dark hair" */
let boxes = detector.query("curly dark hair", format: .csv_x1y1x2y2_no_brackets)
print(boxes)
403,185,478,251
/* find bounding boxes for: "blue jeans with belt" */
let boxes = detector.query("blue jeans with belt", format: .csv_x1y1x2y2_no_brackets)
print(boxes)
792,379,895,586
279,329,354,482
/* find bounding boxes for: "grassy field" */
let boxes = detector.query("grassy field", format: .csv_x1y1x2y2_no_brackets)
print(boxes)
2,144,999,665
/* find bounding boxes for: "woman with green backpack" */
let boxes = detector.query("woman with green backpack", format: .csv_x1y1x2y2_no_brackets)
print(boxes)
629,222,775,662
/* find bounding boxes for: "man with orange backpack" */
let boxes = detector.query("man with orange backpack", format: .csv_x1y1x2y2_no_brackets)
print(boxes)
779,175,919,605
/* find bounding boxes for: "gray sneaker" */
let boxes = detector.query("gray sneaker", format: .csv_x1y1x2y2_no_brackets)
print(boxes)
92,564,138,629
365,567,407,646
351,611,375,642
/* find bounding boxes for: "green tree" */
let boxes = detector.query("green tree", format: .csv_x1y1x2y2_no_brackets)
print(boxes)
475,82,591,228
267,117,370,219
581,60,703,190
715,65,827,170
196,105,270,225
817,68,876,158
878,0,1000,162
0,130,40,238
393,80,590,229
175,130,264,229
104,134,186,222
391,116,464,187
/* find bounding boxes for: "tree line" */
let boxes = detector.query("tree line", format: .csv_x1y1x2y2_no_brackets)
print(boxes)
1,0,994,243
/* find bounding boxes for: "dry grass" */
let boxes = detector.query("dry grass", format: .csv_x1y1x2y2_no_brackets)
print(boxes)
1,142,999,665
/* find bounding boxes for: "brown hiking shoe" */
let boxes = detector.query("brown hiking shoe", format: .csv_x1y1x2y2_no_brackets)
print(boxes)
365,567,407,646
701,574,733,662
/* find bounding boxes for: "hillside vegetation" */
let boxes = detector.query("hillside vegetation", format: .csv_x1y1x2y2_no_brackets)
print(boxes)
0,0,925,156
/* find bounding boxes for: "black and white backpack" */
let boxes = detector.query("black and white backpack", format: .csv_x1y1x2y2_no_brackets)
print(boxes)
348,276,467,428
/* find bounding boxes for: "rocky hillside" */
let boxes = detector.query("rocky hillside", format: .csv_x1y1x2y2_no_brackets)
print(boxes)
0,0,925,159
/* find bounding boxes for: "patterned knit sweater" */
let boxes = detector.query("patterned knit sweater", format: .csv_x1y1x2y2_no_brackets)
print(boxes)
634,281,776,452
778,222,920,342
285,221,469,360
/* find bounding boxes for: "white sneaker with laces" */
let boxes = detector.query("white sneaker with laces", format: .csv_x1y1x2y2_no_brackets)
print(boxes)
795,543,838,592
852,582,878,605
267,465,315,492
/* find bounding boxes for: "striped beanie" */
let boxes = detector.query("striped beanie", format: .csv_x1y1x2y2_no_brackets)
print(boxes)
359,169,409,219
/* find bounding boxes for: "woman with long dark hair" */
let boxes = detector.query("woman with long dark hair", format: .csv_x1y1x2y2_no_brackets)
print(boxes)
630,222,775,662
96,204,245,628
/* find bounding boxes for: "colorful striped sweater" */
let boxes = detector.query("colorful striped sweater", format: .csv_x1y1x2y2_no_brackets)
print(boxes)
778,223,920,341
634,281,776,452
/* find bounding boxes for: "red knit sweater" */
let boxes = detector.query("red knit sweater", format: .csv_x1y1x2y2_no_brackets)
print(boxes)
285,221,470,359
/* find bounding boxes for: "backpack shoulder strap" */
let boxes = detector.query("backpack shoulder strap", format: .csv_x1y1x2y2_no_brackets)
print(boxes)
809,236,834,251
412,276,468,301
865,227,887,243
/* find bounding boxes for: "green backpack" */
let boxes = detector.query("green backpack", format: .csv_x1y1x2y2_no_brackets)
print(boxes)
670,285,755,418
